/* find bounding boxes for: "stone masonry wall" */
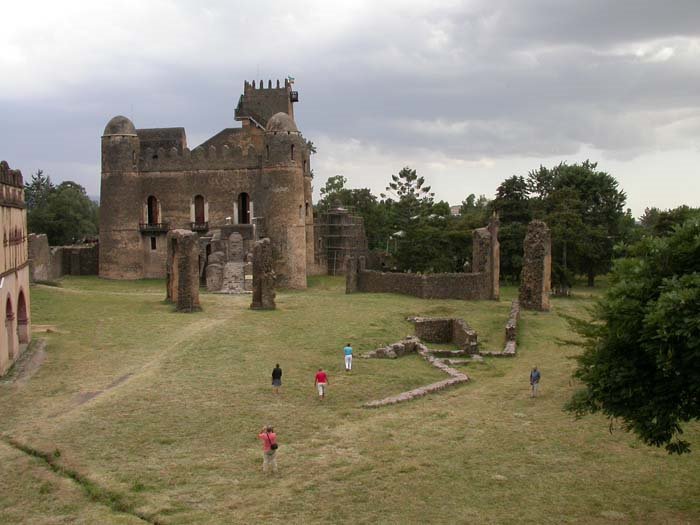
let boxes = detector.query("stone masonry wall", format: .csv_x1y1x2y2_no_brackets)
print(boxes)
519,220,551,311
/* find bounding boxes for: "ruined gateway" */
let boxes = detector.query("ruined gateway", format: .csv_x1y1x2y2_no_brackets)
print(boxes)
100,79,314,289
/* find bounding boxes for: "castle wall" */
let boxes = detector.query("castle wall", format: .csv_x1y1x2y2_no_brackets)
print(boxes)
1,161,31,376
356,270,491,300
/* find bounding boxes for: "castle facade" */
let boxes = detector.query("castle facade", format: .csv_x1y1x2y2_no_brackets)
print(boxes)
1,161,31,375
100,79,314,288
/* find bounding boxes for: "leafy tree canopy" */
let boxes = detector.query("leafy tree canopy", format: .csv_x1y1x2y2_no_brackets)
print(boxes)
26,172,99,245
566,216,700,454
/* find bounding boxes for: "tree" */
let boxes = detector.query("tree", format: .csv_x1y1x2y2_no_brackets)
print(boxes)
528,161,626,287
566,216,700,454
26,176,99,245
24,169,54,210
492,176,532,281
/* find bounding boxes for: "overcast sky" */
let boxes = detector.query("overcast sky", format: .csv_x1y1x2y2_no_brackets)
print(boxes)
2,0,699,217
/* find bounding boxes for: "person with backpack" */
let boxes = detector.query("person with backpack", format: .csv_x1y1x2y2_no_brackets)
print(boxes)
258,425,278,474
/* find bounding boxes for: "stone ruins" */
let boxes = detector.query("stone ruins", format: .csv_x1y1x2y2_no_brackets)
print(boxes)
346,214,500,301
519,220,552,311
363,336,470,408
204,230,253,294
165,230,201,312
250,238,276,310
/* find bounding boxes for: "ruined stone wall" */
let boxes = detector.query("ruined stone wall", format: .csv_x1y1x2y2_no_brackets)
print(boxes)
356,270,491,300
411,317,478,353
165,230,200,312
29,235,98,280
519,220,551,311
348,217,499,301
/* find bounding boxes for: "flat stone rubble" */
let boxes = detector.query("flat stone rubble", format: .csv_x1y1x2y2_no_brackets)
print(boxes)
363,336,469,408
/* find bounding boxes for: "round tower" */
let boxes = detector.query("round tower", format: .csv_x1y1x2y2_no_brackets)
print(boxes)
100,116,144,279
259,112,307,288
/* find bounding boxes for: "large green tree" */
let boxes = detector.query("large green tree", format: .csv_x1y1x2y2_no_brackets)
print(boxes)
492,176,532,281
528,161,627,287
26,174,99,245
566,216,700,454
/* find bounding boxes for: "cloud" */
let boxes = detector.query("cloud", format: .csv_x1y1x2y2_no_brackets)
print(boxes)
1,0,699,216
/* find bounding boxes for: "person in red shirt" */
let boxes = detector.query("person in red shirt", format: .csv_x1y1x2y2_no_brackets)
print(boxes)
257,425,278,474
314,368,329,400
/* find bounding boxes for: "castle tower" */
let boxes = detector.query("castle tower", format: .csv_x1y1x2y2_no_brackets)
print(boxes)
260,112,308,288
235,78,297,127
100,116,143,279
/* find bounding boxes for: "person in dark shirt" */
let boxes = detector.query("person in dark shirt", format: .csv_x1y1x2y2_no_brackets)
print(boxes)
272,364,282,394
530,366,541,398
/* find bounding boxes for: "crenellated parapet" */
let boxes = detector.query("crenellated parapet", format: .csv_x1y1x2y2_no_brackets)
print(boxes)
139,143,261,172
0,161,25,208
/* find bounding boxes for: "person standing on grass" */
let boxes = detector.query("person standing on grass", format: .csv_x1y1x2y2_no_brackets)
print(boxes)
343,343,353,372
315,368,329,400
530,366,541,397
258,425,278,474
271,363,282,394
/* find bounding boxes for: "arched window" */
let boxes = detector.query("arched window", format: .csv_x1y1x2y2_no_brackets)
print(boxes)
305,202,310,217
147,196,159,224
194,195,205,224
238,193,250,224
266,145,270,160
290,144,295,160
17,291,28,344
299,205,303,220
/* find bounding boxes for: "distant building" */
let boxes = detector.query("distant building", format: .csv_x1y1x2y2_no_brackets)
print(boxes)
1,161,31,375
99,79,314,288
450,205,461,216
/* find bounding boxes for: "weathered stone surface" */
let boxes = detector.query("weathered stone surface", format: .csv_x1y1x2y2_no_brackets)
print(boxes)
347,216,499,301
250,238,276,310
411,317,478,354
519,220,551,311
165,229,201,312
205,263,224,291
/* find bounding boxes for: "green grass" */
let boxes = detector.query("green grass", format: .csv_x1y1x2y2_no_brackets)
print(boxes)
0,276,698,524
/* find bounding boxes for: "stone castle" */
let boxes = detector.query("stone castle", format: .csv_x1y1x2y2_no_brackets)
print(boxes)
1,161,31,375
100,79,314,288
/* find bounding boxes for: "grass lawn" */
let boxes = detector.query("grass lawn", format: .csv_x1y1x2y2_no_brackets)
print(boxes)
1,276,698,524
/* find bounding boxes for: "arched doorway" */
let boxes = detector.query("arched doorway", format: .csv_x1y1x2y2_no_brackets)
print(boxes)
147,195,159,224
194,195,205,224
5,296,15,359
17,291,29,345
237,193,250,224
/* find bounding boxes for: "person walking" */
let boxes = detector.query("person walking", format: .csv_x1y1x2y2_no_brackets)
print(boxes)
530,366,541,398
271,364,282,394
258,425,278,475
343,343,353,372
315,368,329,400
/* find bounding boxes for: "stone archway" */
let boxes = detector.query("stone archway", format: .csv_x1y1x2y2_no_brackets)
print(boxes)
5,296,16,360
17,290,29,345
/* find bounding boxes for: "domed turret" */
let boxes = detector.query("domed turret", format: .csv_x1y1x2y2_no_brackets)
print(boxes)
266,112,298,134
103,115,137,136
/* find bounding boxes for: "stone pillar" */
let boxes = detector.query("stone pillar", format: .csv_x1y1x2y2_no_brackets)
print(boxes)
346,256,358,293
519,220,551,311
165,230,201,312
251,238,276,310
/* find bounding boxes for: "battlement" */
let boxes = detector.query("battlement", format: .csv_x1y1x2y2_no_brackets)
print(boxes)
236,79,296,126
138,143,262,172
0,161,23,188
244,78,292,92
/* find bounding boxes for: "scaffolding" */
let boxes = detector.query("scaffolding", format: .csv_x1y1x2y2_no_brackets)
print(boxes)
314,205,369,275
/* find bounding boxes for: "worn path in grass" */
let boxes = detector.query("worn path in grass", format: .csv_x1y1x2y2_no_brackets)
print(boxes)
1,276,698,524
